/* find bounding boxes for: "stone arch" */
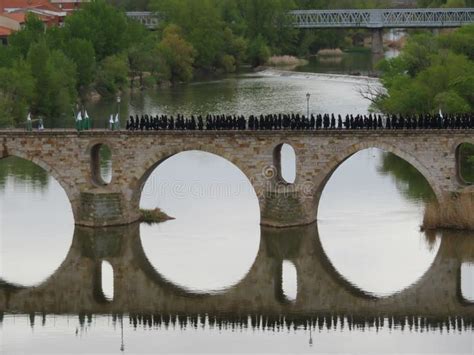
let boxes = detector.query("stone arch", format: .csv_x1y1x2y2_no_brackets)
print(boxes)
454,140,474,186
130,147,261,210
89,142,113,186
312,141,443,213
0,150,77,219
273,143,297,185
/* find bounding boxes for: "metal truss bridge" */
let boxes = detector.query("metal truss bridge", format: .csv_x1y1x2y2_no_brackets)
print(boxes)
127,8,474,30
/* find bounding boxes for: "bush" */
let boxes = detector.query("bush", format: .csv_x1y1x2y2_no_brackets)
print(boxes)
220,54,236,73
247,35,271,67
157,25,195,83
96,54,129,97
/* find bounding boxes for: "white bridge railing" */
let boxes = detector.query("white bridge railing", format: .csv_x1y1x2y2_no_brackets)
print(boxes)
126,8,474,30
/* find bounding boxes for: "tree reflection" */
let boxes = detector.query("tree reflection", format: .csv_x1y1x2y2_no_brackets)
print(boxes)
0,156,49,190
377,152,436,202
458,143,474,184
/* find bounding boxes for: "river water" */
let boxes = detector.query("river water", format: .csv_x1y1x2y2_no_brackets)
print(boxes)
1,59,473,353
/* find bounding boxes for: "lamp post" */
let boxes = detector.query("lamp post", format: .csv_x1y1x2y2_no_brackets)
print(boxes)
306,93,311,118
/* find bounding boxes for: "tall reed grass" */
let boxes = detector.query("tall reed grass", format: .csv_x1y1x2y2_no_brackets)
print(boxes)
422,194,474,230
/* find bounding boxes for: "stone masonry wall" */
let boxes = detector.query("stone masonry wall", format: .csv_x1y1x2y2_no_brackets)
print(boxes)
1,130,473,227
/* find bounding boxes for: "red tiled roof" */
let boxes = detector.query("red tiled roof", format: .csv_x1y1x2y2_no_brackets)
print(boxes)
1,12,26,22
0,0,62,13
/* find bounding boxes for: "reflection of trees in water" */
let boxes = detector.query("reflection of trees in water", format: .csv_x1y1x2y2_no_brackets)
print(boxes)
99,145,112,169
422,229,441,252
377,152,436,202
0,157,49,190
458,143,474,183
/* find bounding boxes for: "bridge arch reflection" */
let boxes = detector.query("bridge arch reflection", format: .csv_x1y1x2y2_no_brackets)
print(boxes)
1,223,472,329
316,145,441,296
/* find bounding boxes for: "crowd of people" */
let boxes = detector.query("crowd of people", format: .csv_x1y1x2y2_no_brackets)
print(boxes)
125,113,474,131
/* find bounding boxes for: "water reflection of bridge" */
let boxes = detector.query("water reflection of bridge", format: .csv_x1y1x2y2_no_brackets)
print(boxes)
1,224,473,331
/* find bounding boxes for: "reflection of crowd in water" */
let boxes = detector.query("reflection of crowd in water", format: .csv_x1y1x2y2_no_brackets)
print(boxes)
126,113,474,131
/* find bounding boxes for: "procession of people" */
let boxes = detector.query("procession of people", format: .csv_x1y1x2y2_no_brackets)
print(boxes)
124,112,474,131
23,110,474,132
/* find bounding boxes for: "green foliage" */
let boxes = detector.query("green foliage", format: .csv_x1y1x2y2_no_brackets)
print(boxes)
64,0,129,61
439,24,474,60
8,14,45,58
64,39,96,91
96,54,129,97
157,25,195,82
376,25,474,114
238,0,299,54
153,0,244,71
400,33,438,77
417,0,470,7
27,41,77,120
247,35,271,67
0,61,35,127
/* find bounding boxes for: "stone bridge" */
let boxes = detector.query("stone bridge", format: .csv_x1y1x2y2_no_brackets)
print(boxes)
1,224,473,330
1,130,473,228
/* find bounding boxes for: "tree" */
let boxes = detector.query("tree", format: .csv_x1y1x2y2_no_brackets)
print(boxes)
64,39,96,92
64,0,130,61
439,24,474,60
96,54,129,97
0,61,35,127
8,14,45,58
27,40,77,119
374,25,474,114
239,0,298,54
247,35,271,67
157,25,195,82
417,0,471,6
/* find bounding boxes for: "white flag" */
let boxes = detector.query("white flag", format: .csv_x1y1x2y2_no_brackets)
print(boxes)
27,113,31,121
85,110,90,119
115,113,119,123
77,111,83,121
439,108,443,119
109,114,114,124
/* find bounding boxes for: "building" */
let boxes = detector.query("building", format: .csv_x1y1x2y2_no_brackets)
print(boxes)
0,0,88,44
